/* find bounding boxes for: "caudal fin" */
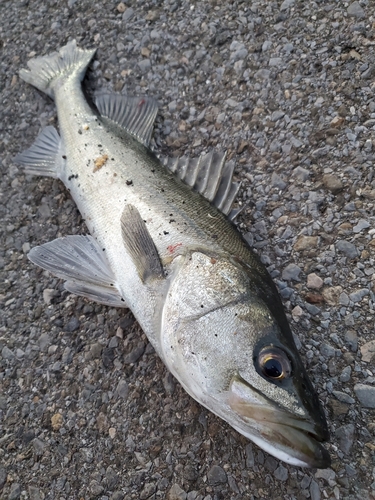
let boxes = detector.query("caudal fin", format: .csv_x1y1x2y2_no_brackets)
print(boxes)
19,40,96,99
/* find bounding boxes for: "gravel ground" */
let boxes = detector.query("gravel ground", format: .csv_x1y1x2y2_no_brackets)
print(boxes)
1,0,375,499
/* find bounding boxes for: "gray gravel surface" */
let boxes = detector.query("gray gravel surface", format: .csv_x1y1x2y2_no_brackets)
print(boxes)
1,1,375,499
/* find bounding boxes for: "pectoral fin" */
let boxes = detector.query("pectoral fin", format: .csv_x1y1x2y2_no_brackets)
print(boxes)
28,235,127,308
121,204,164,283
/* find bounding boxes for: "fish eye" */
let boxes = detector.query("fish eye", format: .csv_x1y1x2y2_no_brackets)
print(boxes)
256,346,292,381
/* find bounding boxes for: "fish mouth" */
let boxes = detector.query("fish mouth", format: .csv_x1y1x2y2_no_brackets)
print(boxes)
228,378,330,468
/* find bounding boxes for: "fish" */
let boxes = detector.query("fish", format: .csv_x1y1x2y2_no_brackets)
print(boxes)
15,40,330,468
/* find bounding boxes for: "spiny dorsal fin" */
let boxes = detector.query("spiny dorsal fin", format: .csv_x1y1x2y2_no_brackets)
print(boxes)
95,94,158,147
162,151,240,216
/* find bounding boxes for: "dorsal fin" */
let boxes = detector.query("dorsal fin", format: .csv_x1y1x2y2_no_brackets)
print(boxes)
162,151,240,216
95,94,158,147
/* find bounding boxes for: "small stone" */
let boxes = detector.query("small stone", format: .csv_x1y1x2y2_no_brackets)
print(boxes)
271,172,286,189
294,236,318,252
141,47,150,57
339,366,352,383
332,391,355,404
305,292,324,304
307,273,323,289
33,438,46,456
354,384,375,408
51,412,63,431
335,424,355,454
9,483,21,500
140,483,157,499
347,1,365,19
29,486,45,500
124,343,145,364
274,464,288,481
361,340,375,362
315,468,336,486
310,480,321,500
292,305,303,319
207,465,227,485
122,6,134,21
138,59,151,72
96,412,109,433
322,286,343,306
282,263,301,281
0,467,7,488
330,116,345,128
293,166,310,181
280,0,295,9
64,316,80,332
89,480,104,496
320,343,335,358
271,110,285,121
43,288,59,304
335,240,358,258
345,330,358,352
115,379,129,399
1,345,14,359
349,288,369,303
167,484,187,500
353,219,370,233
323,174,343,194
116,2,126,13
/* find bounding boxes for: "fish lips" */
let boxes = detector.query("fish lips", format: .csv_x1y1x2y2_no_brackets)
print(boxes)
228,376,330,468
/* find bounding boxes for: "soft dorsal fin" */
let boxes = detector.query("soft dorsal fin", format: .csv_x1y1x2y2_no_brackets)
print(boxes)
95,94,158,147
162,151,240,216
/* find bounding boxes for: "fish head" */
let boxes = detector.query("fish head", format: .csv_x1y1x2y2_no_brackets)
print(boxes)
162,250,330,468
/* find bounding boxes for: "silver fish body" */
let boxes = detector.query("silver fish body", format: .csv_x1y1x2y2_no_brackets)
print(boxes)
16,41,330,468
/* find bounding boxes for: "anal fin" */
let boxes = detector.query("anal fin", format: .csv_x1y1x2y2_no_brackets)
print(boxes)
14,126,63,178
28,235,127,308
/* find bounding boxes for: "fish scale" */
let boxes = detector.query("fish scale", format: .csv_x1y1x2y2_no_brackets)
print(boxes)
15,40,330,468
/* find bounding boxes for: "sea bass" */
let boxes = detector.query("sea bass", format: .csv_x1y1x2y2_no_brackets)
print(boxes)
15,40,330,468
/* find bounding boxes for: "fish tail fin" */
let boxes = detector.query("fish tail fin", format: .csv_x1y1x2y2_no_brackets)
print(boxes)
19,40,96,99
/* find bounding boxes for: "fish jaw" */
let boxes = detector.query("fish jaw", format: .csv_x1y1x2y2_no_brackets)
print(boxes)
227,375,330,468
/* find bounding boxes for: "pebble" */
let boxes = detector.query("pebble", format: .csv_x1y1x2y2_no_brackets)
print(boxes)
28,486,44,500
0,467,7,489
335,424,355,454
335,240,358,258
64,316,80,332
323,174,343,194
307,273,323,289
294,236,318,252
274,464,288,481
339,366,351,383
353,219,370,233
354,384,375,408
207,465,227,485
115,379,129,399
9,483,21,500
345,330,358,352
310,480,321,500
282,263,301,281
332,391,355,404
167,484,187,500
347,1,365,19
322,286,343,306
360,340,375,363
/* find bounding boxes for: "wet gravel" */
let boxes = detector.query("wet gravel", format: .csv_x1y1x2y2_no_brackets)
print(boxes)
1,0,375,499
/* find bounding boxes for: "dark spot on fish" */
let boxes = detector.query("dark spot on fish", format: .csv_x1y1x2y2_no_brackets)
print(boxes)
78,129,82,134
163,231,169,235
111,158,115,161
161,188,165,192
211,234,218,239
62,155,67,159
151,169,155,173
200,305,204,308
126,180,133,185
98,144,102,147
169,219,175,223
210,258,217,264
121,298,125,302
